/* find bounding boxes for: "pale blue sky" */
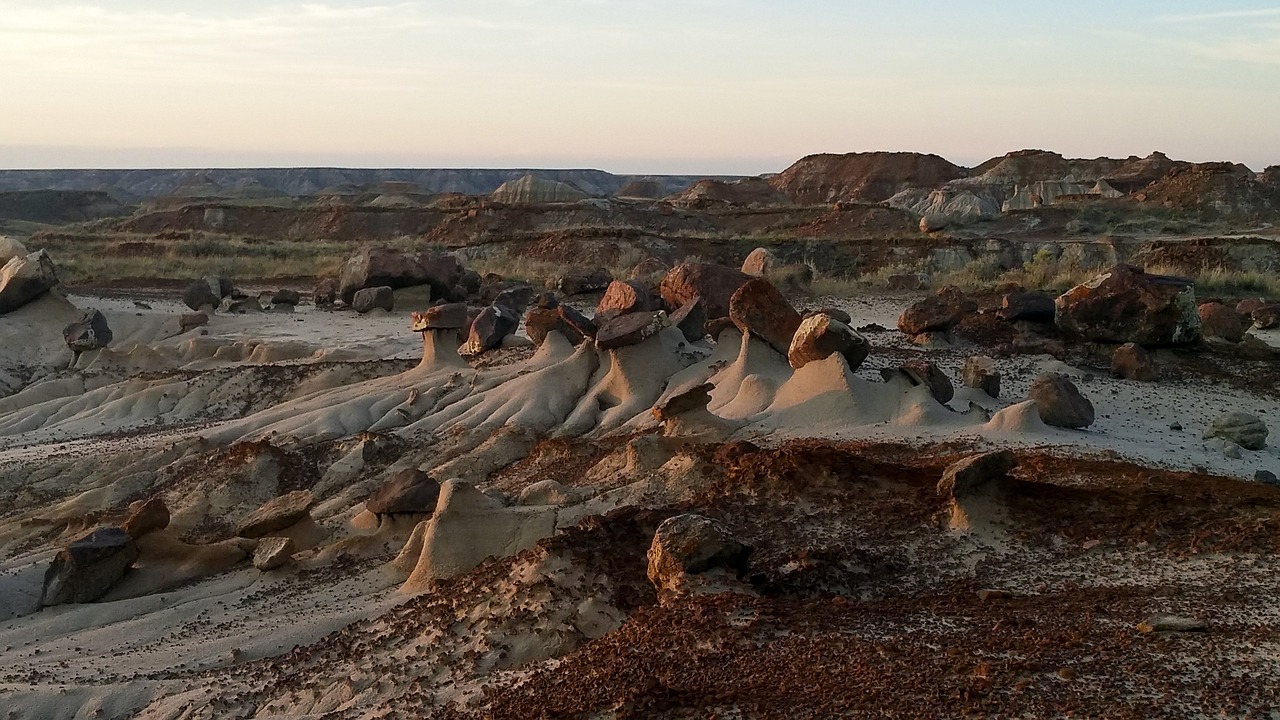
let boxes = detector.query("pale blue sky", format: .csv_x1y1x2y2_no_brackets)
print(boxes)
1,1,1278,173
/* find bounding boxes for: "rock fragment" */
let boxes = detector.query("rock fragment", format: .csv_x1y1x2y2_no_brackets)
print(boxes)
961,355,1001,398
1028,374,1095,429
236,490,315,539
1203,411,1268,450
40,527,139,606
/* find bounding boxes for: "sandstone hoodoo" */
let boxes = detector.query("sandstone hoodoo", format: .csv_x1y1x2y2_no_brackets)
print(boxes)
40,527,139,607
1055,264,1200,346
788,313,870,371
659,263,752,320
646,514,752,597
1029,373,1095,429
897,285,977,336
1111,342,1157,381
729,278,802,356
352,286,394,314
63,309,112,353
0,249,59,315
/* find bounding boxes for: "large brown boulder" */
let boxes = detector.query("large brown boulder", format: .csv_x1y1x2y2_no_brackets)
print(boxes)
462,304,519,355
0,250,59,315
997,291,1055,323
1054,265,1200,346
897,285,977,336
741,247,778,277
788,313,870,371
1110,342,1157,381
936,450,1017,499
1198,302,1246,343
1254,304,1280,330
352,286,394,314
40,527,139,606
646,514,751,596
338,247,462,304
1029,374,1094,429
596,280,658,322
312,277,338,307
728,278,801,356
63,309,113,353
183,280,221,311
236,490,315,538
659,263,752,320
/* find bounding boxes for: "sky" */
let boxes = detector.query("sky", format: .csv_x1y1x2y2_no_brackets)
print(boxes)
1,1,1278,174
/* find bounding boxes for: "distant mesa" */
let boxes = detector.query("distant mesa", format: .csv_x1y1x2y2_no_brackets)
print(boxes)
769,151,967,204
665,177,792,208
489,174,591,204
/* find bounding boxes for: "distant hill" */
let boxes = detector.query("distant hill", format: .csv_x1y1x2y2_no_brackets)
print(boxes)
0,168,739,201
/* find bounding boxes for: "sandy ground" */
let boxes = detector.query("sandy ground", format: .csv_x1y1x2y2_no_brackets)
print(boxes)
1,285,1278,718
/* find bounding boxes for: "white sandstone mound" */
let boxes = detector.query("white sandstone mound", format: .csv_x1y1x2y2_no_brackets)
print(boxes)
401,479,557,589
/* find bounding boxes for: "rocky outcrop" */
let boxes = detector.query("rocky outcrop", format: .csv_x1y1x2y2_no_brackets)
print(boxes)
0,250,58,315
63,309,112,353
40,527,139,606
236,490,315,539
667,178,791,208
352,286,395,314
659,263,753,320
729,279,801,356
771,152,966,204
936,450,1017,499
367,469,441,515
788,313,869,371
1252,304,1280,330
1029,374,1094,429
1054,265,1200,346
1204,412,1268,450
646,514,751,597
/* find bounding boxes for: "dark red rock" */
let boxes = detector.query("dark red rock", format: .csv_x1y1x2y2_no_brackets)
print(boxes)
411,302,469,331
659,263,752,320
897,285,977,336
40,527,139,606
998,291,1055,323
1054,264,1199,346
596,280,658,322
729,278,802,355
669,296,708,343
1110,342,1157,381
597,311,666,350
1198,301,1245,343
463,304,520,354
63,309,112,353
1253,304,1280,330
937,450,1017,499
